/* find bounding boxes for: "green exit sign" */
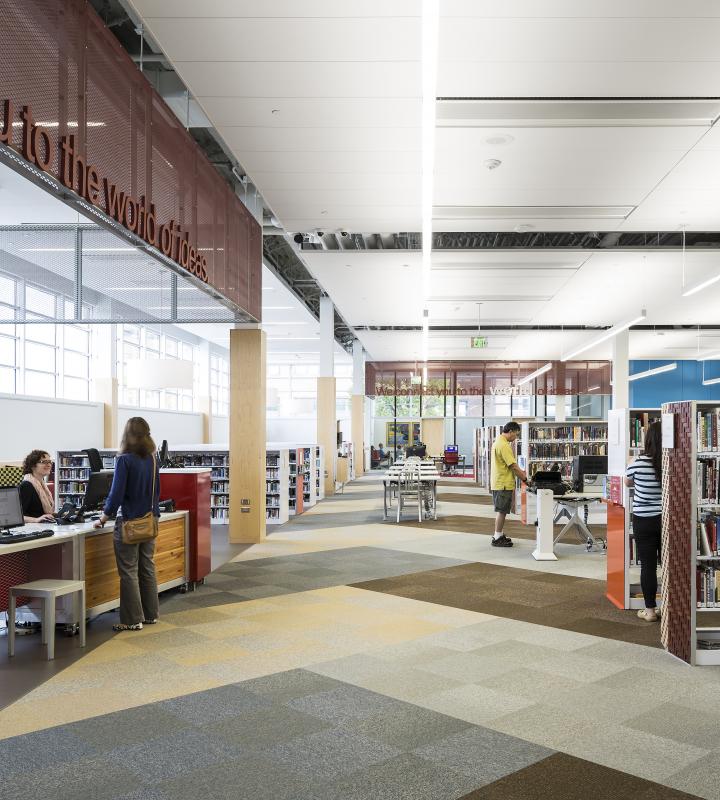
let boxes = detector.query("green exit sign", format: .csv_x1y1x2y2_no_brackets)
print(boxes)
470,336,488,349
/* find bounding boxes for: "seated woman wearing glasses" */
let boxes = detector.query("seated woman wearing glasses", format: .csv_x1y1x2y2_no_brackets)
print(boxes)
20,449,56,524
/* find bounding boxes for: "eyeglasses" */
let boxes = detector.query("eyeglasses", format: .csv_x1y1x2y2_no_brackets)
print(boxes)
39,459,53,465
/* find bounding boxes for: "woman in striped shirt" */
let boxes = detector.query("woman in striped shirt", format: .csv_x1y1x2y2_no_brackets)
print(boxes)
625,421,662,622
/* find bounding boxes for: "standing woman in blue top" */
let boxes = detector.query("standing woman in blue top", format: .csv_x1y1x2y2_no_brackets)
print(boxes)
625,421,663,623
94,417,160,632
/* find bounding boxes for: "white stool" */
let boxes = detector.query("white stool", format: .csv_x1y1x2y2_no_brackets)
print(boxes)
9,579,86,661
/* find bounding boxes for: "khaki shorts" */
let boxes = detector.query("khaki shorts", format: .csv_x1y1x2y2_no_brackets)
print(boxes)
491,490,513,514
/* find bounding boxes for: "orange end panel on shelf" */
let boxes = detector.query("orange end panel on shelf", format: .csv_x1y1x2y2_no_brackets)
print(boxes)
605,498,626,610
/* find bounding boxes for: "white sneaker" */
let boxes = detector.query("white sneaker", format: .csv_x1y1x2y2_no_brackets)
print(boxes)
637,609,658,623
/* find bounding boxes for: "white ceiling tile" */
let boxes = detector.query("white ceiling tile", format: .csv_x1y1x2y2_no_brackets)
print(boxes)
197,98,421,128
219,126,421,153
131,0,419,18
142,18,420,61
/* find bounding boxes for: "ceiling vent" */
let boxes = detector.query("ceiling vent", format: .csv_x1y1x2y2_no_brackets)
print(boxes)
433,206,635,221
436,99,720,127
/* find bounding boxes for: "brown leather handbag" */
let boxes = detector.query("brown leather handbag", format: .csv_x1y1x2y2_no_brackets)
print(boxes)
121,453,159,544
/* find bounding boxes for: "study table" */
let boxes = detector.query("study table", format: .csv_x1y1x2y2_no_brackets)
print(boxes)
382,463,440,521
0,512,189,628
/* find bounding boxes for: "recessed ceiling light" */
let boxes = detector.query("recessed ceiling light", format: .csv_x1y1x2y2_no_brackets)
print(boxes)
483,134,514,146
514,224,535,233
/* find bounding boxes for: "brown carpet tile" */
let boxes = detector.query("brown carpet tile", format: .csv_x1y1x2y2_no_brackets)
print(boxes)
396,513,606,543
437,480,480,487
351,561,662,649
436,492,493,505
459,753,702,800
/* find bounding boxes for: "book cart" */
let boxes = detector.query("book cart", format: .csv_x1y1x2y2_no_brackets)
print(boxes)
661,401,720,665
605,409,661,610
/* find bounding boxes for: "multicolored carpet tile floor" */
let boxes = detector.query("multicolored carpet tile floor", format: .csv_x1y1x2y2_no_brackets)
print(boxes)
1,475,719,799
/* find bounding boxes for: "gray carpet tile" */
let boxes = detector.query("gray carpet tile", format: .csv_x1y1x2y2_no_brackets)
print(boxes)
156,683,274,724
0,727,97,779
414,727,553,786
265,727,402,782
112,790,173,800
338,705,474,751
241,669,347,703
205,705,332,751
8,754,144,800
65,703,190,752
109,727,241,783
287,685,402,725
157,756,319,800
304,753,482,800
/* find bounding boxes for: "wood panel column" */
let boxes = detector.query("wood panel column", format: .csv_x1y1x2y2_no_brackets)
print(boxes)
318,296,336,496
351,339,365,477
229,327,266,542
92,324,118,448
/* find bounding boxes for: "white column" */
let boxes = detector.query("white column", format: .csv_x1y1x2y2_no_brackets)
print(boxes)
197,340,212,443
319,295,334,378
352,339,364,395
612,329,630,410
554,396,567,422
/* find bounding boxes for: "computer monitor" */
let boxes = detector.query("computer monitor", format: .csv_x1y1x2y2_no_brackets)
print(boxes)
572,455,608,487
82,470,114,513
0,486,24,532
445,445,458,453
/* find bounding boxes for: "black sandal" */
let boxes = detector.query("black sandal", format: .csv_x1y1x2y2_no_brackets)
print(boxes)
113,623,143,632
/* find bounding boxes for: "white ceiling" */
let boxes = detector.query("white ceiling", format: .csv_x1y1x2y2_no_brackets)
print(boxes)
108,2,720,361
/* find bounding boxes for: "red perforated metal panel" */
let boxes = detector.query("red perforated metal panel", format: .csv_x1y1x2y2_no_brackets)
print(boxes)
661,401,694,664
0,0,261,320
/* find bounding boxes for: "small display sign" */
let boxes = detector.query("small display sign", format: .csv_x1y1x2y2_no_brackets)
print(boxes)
470,336,488,349
662,412,675,449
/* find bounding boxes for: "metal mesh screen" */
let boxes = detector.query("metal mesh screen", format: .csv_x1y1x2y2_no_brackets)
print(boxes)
0,0,261,321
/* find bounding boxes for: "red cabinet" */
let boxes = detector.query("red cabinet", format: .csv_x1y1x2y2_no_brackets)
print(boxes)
160,469,211,584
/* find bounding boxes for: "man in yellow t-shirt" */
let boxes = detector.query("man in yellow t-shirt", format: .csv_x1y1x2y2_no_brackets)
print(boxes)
490,421,527,547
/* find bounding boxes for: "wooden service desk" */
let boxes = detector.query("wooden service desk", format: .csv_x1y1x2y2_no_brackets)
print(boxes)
0,512,189,626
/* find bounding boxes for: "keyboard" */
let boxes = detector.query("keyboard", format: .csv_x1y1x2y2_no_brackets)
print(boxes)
0,529,55,544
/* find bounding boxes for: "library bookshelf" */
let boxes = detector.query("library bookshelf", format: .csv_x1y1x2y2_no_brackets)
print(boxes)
661,400,720,665
606,409,661,610
519,420,607,525
55,450,117,507
57,443,324,527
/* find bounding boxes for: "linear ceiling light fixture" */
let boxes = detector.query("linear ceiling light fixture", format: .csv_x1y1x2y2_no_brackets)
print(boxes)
682,272,720,297
516,362,553,386
628,362,677,382
698,349,720,361
421,0,439,364
561,310,647,361
702,376,720,385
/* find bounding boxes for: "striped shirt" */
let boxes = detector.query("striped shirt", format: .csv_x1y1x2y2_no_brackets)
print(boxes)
626,455,662,517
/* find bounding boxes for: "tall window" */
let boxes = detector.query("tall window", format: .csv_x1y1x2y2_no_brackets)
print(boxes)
117,324,198,411
210,352,229,416
0,271,90,400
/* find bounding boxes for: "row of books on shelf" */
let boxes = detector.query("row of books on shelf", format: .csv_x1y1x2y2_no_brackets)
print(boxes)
529,425,607,442
266,497,280,508
176,454,229,467
630,413,660,449
211,482,228,493
698,409,720,452
698,513,720,556
266,481,280,492
697,459,720,505
697,567,720,608
211,468,229,479
58,481,89,493
212,496,229,508
266,508,281,520
528,461,572,478
266,456,280,467
211,508,229,522
57,467,91,477
528,442,607,458
266,468,280,479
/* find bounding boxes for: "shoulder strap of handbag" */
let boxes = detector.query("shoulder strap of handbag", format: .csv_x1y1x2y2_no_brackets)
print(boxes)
150,452,157,515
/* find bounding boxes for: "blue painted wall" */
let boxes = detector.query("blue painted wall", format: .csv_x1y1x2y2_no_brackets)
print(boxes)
629,360,720,407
